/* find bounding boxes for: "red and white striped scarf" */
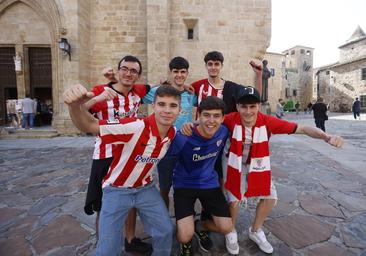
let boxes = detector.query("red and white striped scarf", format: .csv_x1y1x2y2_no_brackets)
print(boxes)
224,112,271,200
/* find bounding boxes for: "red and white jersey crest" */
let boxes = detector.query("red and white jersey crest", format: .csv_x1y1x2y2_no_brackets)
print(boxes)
99,115,176,188
90,83,148,159
191,79,223,104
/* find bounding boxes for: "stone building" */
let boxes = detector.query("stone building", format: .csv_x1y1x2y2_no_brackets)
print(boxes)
314,26,366,112
0,0,271,133
281,45,314,111
263,51,285,111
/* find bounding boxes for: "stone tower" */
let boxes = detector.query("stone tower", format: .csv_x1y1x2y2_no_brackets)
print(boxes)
282,45,314,109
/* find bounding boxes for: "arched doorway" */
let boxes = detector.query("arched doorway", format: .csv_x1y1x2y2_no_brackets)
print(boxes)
0,0,63,128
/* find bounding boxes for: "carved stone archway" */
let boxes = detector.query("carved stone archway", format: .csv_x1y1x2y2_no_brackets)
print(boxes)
0,0,65,129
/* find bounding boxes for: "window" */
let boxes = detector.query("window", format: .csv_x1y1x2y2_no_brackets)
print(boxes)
360,95,366,107
300,49,305,54
187,29,194,40
270,68,275,76
361,68,366,80
285,88,291,97
306,50,311,56
326,71,330,75
183,19,198,40
291,50,295,55
293,89,297,96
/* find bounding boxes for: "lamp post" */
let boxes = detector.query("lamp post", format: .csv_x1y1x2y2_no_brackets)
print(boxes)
58,38,71,61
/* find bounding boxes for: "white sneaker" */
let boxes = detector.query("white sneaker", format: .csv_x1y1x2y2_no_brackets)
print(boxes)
249,227,273,254
225,230,239,255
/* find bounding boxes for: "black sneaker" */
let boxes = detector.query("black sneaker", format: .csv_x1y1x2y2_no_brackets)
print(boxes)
125,237,153,255
179,241,193,256
194,220,213,252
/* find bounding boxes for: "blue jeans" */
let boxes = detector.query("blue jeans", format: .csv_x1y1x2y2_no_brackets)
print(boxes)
96,183,173,256
22,113,34,128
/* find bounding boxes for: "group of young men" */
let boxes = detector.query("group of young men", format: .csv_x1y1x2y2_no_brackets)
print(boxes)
63,51,344,256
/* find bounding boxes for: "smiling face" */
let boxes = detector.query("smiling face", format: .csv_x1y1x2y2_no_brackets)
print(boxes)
205,60,223,79
170,68,188,88
152,95,181,127
117,60,140,88
196,109,224,138
236,102,260,127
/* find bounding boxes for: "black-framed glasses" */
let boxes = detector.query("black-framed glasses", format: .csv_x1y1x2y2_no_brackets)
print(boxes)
119,66,139,75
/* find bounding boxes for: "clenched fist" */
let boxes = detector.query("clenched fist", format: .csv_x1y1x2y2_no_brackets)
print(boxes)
63,84,95,105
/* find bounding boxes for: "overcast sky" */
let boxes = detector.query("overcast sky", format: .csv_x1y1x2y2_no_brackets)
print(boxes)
267,0,366,68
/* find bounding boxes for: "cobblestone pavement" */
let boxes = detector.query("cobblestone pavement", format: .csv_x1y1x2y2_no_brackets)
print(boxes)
0,113,365,256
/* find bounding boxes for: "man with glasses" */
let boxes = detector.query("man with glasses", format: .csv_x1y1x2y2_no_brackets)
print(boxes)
83,55,153,254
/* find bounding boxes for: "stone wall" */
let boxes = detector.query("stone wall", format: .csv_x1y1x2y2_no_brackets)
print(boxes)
89,0,148,86
168,0,271,86
0,0,271,134
340,39,366,63
329,58,366,112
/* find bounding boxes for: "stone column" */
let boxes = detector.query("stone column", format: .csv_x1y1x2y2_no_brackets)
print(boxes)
15,44,26,98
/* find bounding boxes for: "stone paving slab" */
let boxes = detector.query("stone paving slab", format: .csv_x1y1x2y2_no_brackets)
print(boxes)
1,115,366,255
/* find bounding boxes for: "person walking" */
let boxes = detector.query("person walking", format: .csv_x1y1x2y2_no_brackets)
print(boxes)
352,97,361,120
312,97,328,132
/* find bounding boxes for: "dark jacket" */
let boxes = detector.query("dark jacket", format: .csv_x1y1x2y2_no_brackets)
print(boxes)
312,102,327,120
352,100,361,112
222,80,248,114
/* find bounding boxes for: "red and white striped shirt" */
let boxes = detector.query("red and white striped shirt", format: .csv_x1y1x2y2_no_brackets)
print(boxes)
90,83,149,159
99,114,176,188
191,78,223,105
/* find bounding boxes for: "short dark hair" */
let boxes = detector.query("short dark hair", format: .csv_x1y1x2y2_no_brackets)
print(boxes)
204,51,224,64
118,55,142,75
198,96,226,115
154,85,181,103
169,56,189,71
25,93,31,98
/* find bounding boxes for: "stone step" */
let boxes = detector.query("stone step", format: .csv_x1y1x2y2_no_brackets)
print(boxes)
0,127,59,139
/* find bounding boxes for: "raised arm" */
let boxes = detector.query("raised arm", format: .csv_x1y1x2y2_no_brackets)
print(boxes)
63,84,115,133
249,60,262,95
84,86,117,110
295,125,344,148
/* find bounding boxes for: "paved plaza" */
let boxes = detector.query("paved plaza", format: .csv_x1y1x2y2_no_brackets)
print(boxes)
0,113,365,256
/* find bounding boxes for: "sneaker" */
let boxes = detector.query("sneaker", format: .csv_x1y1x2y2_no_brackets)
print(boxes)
225,230,239,255
125,237,153,254
194,220,213,252
179,241,193,256
248,227,273,254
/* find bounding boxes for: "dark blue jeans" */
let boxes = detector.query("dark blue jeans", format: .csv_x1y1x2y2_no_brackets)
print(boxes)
22,113,34,128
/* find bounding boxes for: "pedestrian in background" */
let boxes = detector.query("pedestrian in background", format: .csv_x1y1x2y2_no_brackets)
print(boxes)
275,98,284,118
306,102,312,114
21,94,35,129
312,97,328,132
6,99,18,128
352,97,361,120
295,101,300,115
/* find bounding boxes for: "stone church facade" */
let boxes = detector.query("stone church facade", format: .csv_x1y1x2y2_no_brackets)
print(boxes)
0,0,271,133
314,26,366,112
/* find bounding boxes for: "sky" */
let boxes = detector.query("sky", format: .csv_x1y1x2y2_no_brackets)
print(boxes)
267,0,366,68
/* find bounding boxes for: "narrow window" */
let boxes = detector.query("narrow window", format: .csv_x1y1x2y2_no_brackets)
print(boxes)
188,29,194,40
361,68,366,80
